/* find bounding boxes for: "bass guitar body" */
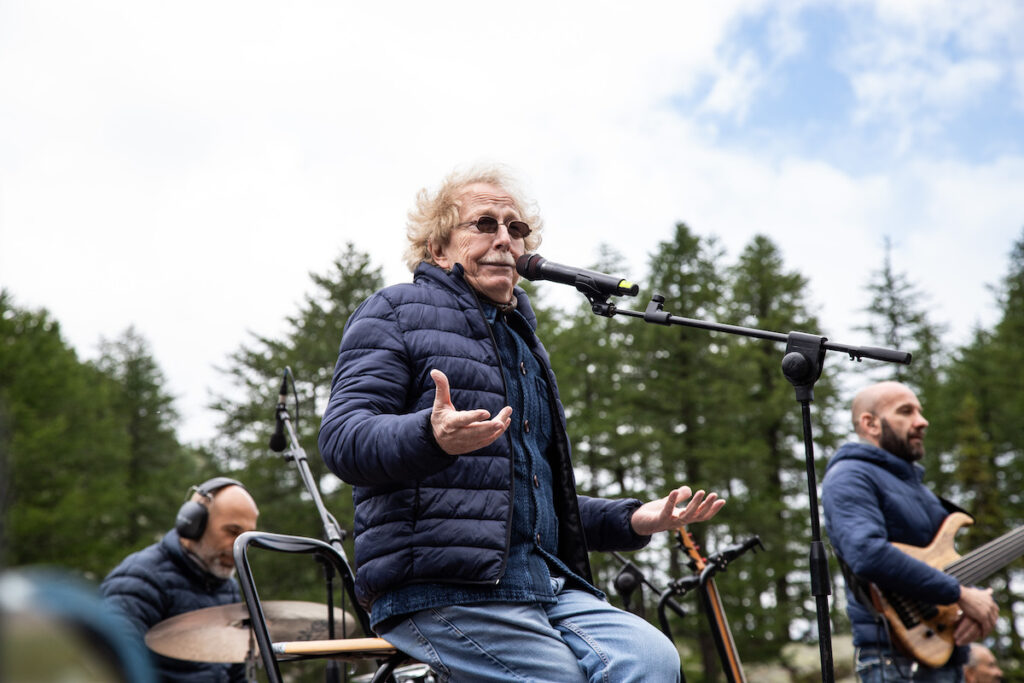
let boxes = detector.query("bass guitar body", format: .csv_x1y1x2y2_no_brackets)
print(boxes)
869,512,972,668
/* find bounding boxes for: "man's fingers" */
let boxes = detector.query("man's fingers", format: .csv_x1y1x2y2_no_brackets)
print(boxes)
954,618,983,645
671,490,727,524
430,369,453,411
695,497,726,521
678,490,707,516
439,420,510,454
661,487,689,515
494,406,513,427
443,408,494,428
432,400,513,455
690,493,716,518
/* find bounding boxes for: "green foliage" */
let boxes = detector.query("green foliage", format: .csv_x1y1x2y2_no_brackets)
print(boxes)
715,235,842,661
928,229,1024,666
539,230,843,676
538,244,650,499
92,326,206,550
0,292,206,580
10,219,1024,678
858,236,947,394
208,244,384,609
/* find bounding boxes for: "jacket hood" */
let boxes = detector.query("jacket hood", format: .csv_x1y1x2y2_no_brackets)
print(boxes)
826,440,923,482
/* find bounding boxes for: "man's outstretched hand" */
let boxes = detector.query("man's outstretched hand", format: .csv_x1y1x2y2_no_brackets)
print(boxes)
430,369,512,455
630,486,726,536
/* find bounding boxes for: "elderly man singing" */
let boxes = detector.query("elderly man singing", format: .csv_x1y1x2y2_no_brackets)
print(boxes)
319,165,725,682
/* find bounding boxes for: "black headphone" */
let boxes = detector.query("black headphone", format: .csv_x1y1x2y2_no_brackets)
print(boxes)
174,477,246,540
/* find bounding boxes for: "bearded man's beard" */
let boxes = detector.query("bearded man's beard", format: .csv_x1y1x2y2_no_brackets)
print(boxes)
879,417,924,462
190,541,236,579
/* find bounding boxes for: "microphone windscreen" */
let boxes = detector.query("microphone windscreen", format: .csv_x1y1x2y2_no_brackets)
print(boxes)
516,253,543,279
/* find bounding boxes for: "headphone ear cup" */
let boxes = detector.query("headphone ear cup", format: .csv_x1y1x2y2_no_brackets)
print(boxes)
175,500,209,540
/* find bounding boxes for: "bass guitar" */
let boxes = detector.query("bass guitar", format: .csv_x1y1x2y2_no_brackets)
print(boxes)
869,512,1024,668
678,525,747,683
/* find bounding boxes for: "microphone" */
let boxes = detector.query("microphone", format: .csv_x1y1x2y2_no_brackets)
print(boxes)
268,371,288,452
516,253,639,297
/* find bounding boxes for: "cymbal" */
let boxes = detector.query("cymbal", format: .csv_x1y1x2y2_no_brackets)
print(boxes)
145,600,358,663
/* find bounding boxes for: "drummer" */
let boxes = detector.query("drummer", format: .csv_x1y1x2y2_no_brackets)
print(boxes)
100,477,259,682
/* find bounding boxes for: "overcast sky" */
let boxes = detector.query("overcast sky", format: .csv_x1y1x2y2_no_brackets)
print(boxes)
2,1,1023,443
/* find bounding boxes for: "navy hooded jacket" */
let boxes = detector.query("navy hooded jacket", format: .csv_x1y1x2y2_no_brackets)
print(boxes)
99,529,245,682
318,263,648,612
822,441,963,660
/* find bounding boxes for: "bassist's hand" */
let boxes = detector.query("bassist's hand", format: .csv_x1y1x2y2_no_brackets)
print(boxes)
955,586,998,644
954,617,984,646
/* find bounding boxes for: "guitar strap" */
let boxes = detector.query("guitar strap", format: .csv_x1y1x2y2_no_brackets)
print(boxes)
937,495,972,520
834,551,879,616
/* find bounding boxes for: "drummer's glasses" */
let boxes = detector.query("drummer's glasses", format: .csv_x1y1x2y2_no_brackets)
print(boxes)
456,215,531,240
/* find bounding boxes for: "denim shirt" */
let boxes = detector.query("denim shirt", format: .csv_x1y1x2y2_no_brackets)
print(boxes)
371,303,600,627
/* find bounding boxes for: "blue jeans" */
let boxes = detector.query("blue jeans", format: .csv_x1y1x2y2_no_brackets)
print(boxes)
855,647,963,683
377,577,680,682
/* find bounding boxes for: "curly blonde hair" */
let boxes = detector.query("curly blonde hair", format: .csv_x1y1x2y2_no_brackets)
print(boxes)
403,164,544,272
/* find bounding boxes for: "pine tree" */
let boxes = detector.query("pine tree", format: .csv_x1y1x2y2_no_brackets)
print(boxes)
633,223,733,678
209,244,385,606
950,394,1000,540
93,326,203,550
858,236,947,394
1,291,131,578
538,244,647,499
928,229,1024,665
534,245,658,616
720,235,842,660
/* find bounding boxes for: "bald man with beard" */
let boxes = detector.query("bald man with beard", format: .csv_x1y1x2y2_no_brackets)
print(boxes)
822,382,999,682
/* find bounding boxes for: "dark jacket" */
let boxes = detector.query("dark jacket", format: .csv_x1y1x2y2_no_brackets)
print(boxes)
822,441,963,656
318,263,647,610
100,530,245,682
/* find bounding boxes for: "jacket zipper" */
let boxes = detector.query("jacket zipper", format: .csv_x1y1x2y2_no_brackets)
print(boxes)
465,281,515,585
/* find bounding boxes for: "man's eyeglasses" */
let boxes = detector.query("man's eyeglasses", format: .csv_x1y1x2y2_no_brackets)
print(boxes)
457,215,531,240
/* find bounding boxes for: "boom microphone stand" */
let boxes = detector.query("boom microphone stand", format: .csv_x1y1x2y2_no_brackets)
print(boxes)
568,283,911,683
268,368,372,683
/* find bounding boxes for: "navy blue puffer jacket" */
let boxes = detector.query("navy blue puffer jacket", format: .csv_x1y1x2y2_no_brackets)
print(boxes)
100,530,245,682
319,263,648,611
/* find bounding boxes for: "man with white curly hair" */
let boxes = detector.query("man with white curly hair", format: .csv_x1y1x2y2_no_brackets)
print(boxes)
320,164,725,682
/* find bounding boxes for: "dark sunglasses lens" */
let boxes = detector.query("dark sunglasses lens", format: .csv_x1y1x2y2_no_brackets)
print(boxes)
475,216,499,233
508,221,530,239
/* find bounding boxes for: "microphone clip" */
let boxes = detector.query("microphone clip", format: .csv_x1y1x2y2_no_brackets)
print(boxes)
582,288,617,318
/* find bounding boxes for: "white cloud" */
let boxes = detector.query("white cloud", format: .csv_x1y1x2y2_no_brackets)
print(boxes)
698,53,766,123
839,0,1023,148
1,1,1022,441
